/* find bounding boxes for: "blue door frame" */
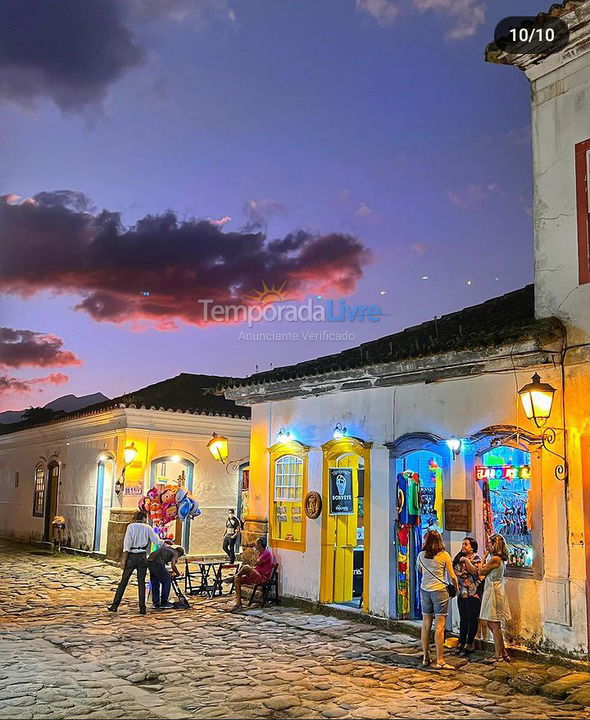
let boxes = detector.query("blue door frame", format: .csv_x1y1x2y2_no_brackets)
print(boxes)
150,457,194,549
93,461,106,552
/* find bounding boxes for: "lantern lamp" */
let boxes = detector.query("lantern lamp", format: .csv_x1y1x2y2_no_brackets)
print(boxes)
446,436,462,457
123,442,138,466
208,433,229,464
277,427,291,443
518,372,556,428
333,423,347,439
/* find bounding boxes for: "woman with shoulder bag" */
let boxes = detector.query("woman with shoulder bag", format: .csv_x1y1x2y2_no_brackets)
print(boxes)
417,529,458,670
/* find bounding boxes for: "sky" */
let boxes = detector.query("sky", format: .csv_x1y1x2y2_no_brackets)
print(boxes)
0,0,545,411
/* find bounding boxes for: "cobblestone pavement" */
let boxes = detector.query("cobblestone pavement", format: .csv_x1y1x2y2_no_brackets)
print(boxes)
1,542,590,720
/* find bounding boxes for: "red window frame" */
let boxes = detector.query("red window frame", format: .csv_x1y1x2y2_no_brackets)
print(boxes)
575,139,590,285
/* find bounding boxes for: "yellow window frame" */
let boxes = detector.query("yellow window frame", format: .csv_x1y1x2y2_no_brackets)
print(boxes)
269,440,309,552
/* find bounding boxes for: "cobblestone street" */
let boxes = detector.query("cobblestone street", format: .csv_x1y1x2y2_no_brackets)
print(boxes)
0,542,589,720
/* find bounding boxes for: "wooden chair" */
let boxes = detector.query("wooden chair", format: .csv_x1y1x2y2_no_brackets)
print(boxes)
247,563,279,608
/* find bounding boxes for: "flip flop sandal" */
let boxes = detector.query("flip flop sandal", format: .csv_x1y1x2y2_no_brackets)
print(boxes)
483,657,503,664
422,657,431,667
432,663,454,670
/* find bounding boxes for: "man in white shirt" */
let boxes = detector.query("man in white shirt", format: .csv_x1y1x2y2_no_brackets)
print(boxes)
107,510,164,614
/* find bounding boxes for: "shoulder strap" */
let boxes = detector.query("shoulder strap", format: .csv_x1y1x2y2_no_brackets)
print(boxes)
419,554,445,583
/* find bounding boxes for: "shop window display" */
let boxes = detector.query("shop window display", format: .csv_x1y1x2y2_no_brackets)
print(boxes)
478,445,533,570
273,454,303,542
394,450,445,619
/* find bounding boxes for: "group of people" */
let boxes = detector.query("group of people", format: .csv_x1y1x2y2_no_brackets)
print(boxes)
108,509,273,613
418,529,511,670
107,511,185,613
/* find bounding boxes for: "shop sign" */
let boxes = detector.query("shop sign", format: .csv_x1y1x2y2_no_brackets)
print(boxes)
475,465,530,482
329,468,354,515
444,499,472,532
124,484,143,496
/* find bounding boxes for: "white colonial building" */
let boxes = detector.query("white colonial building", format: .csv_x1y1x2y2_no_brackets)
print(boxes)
0,373,250,560
223,0,590,658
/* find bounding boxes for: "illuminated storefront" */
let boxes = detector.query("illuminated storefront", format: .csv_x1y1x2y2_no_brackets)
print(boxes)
476,446,533,571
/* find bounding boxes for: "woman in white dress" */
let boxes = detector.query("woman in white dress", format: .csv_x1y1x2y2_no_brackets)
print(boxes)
461,533,511,663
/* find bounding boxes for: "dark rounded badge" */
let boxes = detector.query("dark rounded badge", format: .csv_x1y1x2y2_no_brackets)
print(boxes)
304,491,322,519
494,16,569,58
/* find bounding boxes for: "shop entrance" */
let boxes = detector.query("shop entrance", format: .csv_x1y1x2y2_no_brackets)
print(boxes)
150,456,194,549
393,448,445,619
93,457,115,553
43,462,60,541
320,437,371,611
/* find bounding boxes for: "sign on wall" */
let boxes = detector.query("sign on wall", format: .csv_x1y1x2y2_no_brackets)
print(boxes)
329,467,354,515
475,465,530,481
444,499,472,532
124,484,143,496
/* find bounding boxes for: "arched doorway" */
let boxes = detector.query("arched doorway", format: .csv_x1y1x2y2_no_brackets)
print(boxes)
94,456,115,553
387,433,451,619
320,437,372,610
43,462,60,541
150,455,195,549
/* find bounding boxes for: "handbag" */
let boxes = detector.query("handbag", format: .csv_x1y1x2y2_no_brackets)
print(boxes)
419,557,457,598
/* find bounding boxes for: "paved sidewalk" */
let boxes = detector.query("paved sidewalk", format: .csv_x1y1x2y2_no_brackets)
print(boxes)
0,541,589,719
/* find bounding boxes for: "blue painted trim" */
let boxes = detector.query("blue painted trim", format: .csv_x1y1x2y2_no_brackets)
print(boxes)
93,462,105,552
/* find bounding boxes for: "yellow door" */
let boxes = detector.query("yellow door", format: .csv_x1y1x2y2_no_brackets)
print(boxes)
328,454,359,604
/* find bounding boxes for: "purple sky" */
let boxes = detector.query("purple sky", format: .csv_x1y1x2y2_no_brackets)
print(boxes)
0,0,543,411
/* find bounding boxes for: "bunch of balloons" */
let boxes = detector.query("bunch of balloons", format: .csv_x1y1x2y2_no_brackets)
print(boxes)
138,484,201,538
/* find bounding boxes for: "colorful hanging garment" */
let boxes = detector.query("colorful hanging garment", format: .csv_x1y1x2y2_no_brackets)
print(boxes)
430,458,444,526
396,523,411,617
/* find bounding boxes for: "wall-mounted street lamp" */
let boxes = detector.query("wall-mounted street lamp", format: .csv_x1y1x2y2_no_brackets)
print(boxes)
277,427,291,443
115,442,139,496
207,433,229,464
333,423,347,439
446,436,462,459
518,372,567,481
123,442,138,465
518,372,556,429
207,432,248,474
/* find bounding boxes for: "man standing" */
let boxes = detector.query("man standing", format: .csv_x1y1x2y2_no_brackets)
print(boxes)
231,536,273,610
148,544,184,609
107,511,164,614
222,508,241,564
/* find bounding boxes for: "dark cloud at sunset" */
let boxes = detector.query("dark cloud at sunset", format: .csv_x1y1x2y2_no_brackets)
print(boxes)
0,373,68,396
0,0,143,111
0,327,81,369
0,192,372,328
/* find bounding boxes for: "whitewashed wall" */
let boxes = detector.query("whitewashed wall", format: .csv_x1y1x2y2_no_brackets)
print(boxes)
0,409,250,557
529,17,590,342
250,362,585,655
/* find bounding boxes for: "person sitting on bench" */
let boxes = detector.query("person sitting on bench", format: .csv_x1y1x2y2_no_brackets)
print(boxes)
231,536,273,610
148,544,184,609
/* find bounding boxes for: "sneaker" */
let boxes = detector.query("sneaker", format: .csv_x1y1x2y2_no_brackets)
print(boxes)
107,605,117,612
158,602,174,610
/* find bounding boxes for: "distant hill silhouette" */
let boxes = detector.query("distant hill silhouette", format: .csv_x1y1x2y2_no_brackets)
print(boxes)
0,392,109,425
